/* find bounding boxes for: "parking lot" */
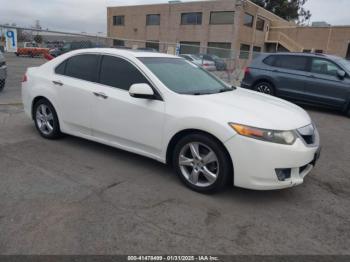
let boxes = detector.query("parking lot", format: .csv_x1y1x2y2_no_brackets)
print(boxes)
0,54,349,255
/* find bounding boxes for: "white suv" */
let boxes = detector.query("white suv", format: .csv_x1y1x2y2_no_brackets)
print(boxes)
22,49,321,193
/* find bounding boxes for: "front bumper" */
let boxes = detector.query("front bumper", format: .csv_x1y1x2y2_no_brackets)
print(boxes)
224,134,320,190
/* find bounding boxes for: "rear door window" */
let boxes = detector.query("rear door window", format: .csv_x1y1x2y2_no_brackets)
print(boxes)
64,54,100,82
274,55,309,71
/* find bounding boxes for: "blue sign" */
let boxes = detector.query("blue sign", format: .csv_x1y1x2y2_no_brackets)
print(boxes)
5,29,18,52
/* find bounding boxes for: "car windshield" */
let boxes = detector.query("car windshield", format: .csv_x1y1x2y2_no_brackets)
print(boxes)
336,58,350,72
139,57,232,95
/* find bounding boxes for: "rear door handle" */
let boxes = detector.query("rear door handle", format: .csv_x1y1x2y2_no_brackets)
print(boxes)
93,92,108,99
52,80,63,86
309,75,316,78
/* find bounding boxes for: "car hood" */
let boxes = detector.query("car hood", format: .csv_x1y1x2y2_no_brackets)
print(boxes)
190,88,312,131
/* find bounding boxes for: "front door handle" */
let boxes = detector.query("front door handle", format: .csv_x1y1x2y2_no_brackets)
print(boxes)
93,92,108,99
52,80,63,86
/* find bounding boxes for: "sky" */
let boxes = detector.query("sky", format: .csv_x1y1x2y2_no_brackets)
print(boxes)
0,0,350,34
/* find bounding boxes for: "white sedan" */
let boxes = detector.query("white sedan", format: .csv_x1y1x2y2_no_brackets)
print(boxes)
22,49,321,193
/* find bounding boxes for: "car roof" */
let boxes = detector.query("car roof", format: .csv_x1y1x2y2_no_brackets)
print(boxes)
262,52,342,60
68,48,178,59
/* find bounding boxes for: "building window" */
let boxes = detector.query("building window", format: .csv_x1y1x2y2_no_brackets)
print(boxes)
208,42,232,58
146,41,160,51
146,14,160,26
303,49,312,53
210,11,234,25
315,49,323,54
113,16,125,26
181,13,202,25
244,13,254,27
240,44,250,59
179,41,200,54
256,17,265,31
253,46,262,58
253,46,261,52
113,39,125,47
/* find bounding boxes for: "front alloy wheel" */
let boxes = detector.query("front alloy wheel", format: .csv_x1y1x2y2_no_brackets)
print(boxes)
173,134,232,193
179,142,219,188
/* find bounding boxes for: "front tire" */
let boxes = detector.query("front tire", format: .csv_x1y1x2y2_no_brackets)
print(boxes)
33,99,61,139
253,81,275,96
172,133,232,193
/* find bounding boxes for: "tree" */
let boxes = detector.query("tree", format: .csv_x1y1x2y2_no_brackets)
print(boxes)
251,0,311,24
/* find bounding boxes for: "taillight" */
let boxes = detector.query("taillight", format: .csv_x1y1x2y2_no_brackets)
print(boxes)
244,67,250,76
203,63,210,66
22,74,28,83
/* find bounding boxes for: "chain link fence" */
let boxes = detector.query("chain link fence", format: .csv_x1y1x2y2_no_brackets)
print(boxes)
0,26,261,85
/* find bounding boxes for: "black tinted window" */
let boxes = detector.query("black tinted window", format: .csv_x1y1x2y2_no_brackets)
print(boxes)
65,54,100,82
55,61,66,75
274,55,309,71
99,56,149,90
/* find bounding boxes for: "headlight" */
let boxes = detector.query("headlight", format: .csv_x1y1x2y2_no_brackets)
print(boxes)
229,123,297,145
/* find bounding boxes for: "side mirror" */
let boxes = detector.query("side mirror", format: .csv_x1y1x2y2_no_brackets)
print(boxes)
129,83,155,99
337,70,346,79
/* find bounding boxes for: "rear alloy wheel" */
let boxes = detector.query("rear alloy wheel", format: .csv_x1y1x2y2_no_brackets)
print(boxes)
254,82,275,95
173,134,231,193
34,99,61,139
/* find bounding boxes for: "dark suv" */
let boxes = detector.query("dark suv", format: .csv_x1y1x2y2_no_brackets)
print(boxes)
241,53,350,116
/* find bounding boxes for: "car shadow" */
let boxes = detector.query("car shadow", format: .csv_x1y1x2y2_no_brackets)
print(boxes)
57,134,296,203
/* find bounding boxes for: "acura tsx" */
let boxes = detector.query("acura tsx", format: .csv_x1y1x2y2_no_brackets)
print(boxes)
22,49,321,193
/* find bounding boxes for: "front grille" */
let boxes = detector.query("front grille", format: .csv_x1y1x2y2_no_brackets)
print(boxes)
297,124,316,145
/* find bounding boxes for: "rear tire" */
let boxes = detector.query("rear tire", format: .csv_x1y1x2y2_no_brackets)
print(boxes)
33,99,62,139
172,133,232,194
0,79,5,92
253,81,275,96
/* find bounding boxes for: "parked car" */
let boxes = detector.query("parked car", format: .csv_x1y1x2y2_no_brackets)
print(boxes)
0,50,6,91
15,42,49,57
16,42,50,57
241,53,350,116
199,54,227,71
22,49,321,193
49,41,96,57
180,54,216,71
